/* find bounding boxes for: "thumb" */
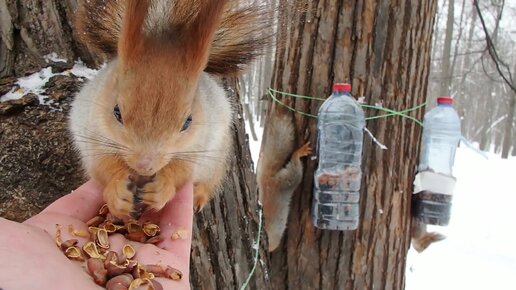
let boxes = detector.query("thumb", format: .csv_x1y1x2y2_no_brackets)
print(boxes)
156,182,194,261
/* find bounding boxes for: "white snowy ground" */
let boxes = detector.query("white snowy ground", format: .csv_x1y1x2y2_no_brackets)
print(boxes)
0,54,98,104
406,146,516,290
245,121,516,289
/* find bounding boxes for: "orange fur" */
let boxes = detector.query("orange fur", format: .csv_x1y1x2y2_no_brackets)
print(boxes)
118,0,150,67
257,112,311,251
179,1,230,72
71,0,237,218
74,0,272,75
411,220,446,253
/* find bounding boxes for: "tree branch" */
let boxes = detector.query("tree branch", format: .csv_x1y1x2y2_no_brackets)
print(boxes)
474,0,516,93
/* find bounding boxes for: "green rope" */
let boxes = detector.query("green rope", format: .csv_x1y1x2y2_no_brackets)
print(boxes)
267,88,425,127
239,208,263,290
268,89,319,118
268,88,326,101
361,104,424,127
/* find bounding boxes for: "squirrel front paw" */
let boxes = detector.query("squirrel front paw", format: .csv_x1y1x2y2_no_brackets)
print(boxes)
294,141,312,158
103,176,135,218
140,173,176,212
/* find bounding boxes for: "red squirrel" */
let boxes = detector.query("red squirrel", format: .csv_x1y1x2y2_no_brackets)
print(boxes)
257,111,311,251
69,0,270,218
411,220,446,252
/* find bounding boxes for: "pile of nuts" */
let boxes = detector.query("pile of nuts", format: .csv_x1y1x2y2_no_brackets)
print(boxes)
56,204,182,290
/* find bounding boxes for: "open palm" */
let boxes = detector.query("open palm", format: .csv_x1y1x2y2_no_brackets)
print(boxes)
0,181,193,290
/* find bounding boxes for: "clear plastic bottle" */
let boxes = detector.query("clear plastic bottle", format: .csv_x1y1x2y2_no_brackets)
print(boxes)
418,97,461,175
312,83,365,230
413,96,461,226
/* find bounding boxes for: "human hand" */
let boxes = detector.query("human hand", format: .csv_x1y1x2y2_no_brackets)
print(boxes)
0,180,193,290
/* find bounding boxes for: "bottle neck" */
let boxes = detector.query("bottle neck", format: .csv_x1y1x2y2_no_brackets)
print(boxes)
437,103,453,107
333,91,351,97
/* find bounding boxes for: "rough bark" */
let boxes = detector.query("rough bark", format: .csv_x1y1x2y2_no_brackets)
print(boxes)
189,79,270,290
265,1,437,289
0,72,86,221
0,0,100,78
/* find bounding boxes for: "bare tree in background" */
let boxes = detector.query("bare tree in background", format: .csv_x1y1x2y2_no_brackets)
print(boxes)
440,0,455,97
427,0,515,157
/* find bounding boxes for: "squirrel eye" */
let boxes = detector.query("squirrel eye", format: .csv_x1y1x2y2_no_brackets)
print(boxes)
113,104,123,124
181,115,193,132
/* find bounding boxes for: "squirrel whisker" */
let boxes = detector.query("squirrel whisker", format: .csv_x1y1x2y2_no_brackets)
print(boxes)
74,136,130,153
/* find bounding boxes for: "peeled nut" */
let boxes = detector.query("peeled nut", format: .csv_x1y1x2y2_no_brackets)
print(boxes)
150,280,164,290
126,231,148,243
87,258,108,286
142,224,160,237
105,284,128,290
86,216,105,227
106,273,134,290
124,259,138,273
132,264,145,279
105,251,119,267
145,236,163,244
107,260,127,277
60,202,184,287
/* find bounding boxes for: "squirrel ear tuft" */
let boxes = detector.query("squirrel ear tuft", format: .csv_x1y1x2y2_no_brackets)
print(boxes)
118,0,150,68
172,0,230,73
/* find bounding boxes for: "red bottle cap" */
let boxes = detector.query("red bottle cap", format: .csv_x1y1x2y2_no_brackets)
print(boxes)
333,83,351,93
437,97,453,104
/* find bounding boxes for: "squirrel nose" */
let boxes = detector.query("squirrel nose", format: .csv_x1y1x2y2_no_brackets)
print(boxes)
135,155,154,175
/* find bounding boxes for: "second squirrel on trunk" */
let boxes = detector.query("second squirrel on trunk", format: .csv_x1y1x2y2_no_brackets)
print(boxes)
257,112,311,251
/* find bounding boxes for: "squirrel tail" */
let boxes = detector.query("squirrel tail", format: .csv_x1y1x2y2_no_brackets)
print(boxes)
75,0,272,75
411,221,446,253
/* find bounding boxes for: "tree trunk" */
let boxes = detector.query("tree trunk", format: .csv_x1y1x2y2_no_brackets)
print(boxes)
0,1,271,289
0,0,101,78
439,0,454,96
264,1,437,289
456,5,477,140
501,63,516,158
190,79,270,290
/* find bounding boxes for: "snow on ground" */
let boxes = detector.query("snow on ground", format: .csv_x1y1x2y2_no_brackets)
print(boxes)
244,118,264,171
246,123,516,289
406,145,516,290
0,55,99,105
